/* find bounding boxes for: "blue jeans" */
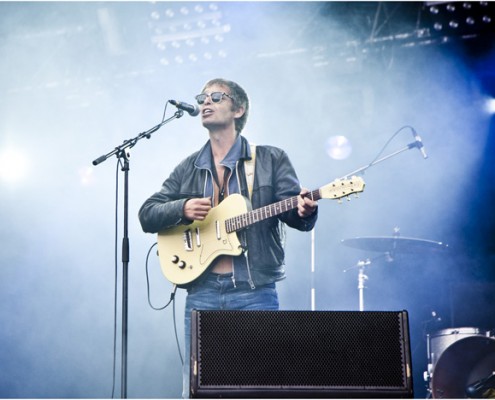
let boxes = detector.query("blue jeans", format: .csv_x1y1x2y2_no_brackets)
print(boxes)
182,273,279,398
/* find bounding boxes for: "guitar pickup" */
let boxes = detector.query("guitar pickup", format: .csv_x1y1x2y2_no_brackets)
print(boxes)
195,227,201,247
183,229,193,251
215,220,221,240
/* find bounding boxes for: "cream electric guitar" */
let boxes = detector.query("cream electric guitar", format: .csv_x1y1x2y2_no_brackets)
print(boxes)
157,176,365,286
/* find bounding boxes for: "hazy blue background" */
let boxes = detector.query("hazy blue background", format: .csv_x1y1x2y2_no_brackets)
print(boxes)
0,2,494,398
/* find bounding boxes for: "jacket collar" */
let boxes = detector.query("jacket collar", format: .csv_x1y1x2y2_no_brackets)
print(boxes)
194,135,251,170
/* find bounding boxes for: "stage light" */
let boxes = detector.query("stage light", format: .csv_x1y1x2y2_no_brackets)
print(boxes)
149,2,230,67
449,20,459,28
79,166,94,186
485,98,495,115
425,1,494,37
0,147,30,183
325,136,352,160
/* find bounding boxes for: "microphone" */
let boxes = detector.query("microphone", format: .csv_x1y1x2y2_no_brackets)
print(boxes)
412,128,428,159
168,100,200,117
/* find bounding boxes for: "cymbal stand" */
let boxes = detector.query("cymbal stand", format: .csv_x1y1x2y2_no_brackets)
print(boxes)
344,259,370,311
343,253,391,311
357,260,370,311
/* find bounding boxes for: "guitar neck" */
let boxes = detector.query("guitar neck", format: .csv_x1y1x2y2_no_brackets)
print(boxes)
225,189,321,233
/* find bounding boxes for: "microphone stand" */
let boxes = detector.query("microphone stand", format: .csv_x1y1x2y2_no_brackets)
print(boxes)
92,109,184,399
335,139,425,311
339,140,423,179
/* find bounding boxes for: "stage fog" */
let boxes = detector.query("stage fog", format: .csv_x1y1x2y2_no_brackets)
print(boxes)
0,2,494,398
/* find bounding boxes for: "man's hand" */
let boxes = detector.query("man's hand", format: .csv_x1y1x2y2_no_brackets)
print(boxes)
183,197,212,221
297,188,318,218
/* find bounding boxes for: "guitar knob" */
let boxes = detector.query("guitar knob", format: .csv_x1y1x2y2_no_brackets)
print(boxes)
171,255,179,264
178,261,186,269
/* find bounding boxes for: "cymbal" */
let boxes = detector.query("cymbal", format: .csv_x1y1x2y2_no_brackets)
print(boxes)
341,236,449,253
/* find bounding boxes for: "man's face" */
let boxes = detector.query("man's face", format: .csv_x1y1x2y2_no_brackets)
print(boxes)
198,84,244,132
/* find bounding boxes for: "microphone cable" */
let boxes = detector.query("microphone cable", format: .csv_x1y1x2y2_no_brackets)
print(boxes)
144,242,184,366
366,125,416,168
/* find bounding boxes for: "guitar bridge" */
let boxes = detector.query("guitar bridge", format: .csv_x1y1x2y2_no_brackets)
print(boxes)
183,229,193,251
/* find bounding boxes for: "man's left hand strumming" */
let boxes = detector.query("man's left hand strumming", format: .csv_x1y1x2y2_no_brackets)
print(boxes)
297,188,318,218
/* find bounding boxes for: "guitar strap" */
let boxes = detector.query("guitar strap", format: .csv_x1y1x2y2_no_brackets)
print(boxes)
244,143,256,200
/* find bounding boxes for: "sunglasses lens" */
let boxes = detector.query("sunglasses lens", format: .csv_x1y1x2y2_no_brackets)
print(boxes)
195,94,207,104
211,92,223,102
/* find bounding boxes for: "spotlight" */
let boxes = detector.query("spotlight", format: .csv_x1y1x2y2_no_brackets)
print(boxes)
79,167,95,186
449,20,459,28
325,136,352,160
466,17,475,25
446,4,456,12
482,15,491,23
429,6,439,14
0,147,30,183
433,22,443,31
485,98,495,115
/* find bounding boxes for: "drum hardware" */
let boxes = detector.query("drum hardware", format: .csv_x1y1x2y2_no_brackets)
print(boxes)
341,231,449,312
424,327,495,398
465,371,495,398
341,235,450,254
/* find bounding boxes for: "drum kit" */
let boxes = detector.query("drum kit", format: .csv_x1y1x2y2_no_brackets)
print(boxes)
341,232,495,399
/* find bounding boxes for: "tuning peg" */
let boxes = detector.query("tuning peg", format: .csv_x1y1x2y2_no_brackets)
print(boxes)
346,196,351,201
338,199,343,204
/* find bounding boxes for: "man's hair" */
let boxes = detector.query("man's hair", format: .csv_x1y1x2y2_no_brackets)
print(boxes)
202,78,249,135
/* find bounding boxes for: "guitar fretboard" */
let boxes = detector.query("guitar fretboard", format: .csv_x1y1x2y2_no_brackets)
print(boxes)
225,189,321,233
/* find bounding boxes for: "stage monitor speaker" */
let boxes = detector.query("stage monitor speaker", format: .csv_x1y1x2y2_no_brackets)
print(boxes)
190,310,413,398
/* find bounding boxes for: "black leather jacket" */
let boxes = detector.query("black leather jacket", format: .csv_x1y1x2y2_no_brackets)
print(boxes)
138,136,318,287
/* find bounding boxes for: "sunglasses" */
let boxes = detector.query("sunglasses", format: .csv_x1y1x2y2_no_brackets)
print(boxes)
195,92,233,105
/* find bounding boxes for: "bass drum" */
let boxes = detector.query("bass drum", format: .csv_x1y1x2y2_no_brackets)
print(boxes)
431,335,495,398
429,327,486,368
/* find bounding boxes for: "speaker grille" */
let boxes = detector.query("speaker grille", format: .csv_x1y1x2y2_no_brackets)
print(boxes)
191,310,412,397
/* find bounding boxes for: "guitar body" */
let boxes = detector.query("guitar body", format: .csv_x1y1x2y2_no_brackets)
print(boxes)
156,176,365,286
157,194,250,286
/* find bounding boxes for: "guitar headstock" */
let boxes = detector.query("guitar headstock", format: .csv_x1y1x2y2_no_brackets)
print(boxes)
320,176,365,201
